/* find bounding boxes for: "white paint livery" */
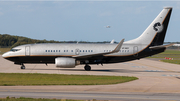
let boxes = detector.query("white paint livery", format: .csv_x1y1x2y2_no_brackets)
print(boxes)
2,7,173,71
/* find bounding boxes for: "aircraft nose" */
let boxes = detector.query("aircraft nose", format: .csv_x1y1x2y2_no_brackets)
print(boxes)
2,52,9,58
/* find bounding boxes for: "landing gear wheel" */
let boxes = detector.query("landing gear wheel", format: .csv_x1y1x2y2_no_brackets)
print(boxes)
21,65,25,69
84,65,91,71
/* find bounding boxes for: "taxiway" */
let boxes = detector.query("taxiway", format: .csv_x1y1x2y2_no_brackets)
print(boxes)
1,55,180,100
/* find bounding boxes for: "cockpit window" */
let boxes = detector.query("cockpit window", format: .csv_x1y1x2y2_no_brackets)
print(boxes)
10,49,21,52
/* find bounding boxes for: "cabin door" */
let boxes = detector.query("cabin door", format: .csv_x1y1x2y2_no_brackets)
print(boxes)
25,46,30,56
133,46,138,56
75,49,79,55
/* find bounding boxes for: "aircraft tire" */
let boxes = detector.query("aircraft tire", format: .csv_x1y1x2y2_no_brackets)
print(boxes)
21,65,25,69
84,65,91,71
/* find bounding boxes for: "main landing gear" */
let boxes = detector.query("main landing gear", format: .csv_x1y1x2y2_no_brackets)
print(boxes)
21,64,25,69
84,64,91,71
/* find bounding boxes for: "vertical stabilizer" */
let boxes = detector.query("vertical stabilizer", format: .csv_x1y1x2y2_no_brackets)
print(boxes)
126,7,172,46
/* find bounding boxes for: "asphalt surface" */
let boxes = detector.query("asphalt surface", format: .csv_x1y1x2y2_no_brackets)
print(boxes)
1,91,180,101
1,55,180,101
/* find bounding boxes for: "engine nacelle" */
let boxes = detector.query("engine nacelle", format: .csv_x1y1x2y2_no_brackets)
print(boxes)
55,57,79,68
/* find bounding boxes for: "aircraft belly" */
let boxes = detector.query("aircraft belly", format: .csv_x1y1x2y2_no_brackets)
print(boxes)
6,56,55,63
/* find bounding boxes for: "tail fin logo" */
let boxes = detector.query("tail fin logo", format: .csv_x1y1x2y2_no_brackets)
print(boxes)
153,22,163,33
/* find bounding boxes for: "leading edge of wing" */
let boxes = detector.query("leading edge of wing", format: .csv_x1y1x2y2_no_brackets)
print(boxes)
72,39,124,59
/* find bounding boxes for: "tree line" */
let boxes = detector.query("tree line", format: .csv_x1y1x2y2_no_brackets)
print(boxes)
0,34,63,48
0,34,112,48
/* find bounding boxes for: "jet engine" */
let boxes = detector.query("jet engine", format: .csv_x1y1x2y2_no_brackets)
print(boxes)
55,57,80,68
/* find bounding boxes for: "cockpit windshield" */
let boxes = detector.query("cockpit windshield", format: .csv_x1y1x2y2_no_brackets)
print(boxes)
10,49,21,52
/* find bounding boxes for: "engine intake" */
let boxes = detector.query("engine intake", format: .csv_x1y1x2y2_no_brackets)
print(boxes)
55,57,79,68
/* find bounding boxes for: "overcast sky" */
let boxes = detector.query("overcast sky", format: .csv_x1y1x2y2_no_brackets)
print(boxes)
0,0,180,42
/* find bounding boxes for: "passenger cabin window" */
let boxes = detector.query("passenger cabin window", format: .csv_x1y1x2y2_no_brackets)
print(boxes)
46,50,63,52
64,50,68,52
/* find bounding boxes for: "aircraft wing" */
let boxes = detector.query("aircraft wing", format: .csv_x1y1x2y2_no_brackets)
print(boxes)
73,39,124,59
149,43,174,50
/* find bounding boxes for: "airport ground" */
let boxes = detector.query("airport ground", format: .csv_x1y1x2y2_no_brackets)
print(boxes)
1,55,180,101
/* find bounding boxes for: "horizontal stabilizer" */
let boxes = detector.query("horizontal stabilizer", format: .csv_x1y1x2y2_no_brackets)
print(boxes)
149,43,174,50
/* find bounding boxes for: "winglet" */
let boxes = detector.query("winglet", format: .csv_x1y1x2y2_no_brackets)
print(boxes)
111,39,124,53
110,39,115,44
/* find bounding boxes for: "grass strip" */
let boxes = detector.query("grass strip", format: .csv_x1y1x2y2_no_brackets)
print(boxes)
148,49,180,65
0,97,84,101
0,73,138,86
161,60,180,65
148,49,180,59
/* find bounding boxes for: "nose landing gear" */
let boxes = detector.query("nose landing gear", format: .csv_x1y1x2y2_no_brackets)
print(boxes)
84,64,91,71
21,64,25,69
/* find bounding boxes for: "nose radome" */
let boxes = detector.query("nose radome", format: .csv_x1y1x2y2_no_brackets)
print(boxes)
2,53,5,58
2,52,8,58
